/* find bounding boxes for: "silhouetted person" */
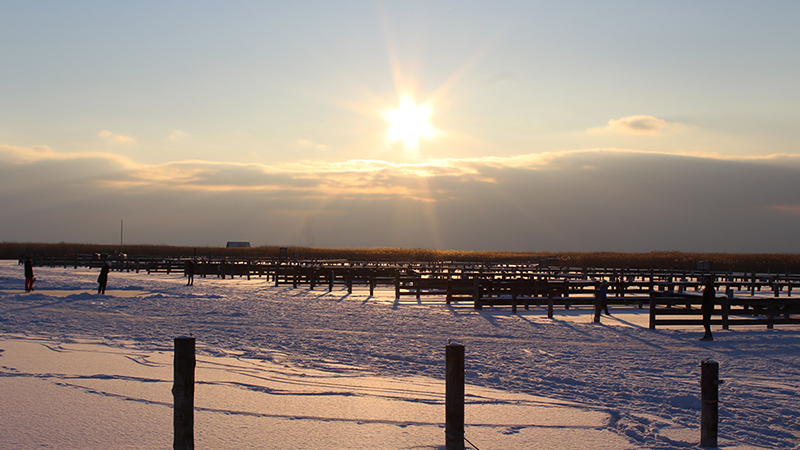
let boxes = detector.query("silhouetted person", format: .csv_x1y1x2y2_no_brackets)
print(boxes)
593,279,610,322
700,275,715,341
185,260,195,286
24,256,35,292
97,262,110,294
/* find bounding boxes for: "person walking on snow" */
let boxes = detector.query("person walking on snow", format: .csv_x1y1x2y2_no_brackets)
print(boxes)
593,279,610,323
97,262,110,294
700,275,715,341
185,260,195,286
24,256,35,292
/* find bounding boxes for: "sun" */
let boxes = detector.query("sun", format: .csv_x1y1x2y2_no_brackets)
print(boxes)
385,97,436,148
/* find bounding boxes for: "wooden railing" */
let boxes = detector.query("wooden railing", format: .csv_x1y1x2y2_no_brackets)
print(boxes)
648,292,800,330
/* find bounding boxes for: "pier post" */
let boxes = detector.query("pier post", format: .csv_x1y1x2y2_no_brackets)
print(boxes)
701,360,719,448
473,278,482,310
649,292,656,330
445,344,465,450
511,284,518,314
173,337,195,450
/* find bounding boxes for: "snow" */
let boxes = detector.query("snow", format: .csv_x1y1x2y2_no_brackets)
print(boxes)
1,260,799,449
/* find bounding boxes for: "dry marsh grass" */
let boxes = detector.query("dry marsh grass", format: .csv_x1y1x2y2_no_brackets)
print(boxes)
2,242,798,273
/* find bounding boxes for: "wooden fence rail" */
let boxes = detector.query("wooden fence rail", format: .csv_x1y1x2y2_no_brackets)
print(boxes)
649,292,800,330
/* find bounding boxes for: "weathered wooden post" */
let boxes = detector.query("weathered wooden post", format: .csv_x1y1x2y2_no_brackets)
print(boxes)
593,291,601,324
649,292,656,330
547,290,554,319
395,269,401,299
446,279,453,305
473,278,482,310
524,281,530,310
347,269,353,294
369,271,376,296
721,297,730,330
511,284,518,314
701,360,719,448
446,343,465,450
329,269,334,292
173,336,195,450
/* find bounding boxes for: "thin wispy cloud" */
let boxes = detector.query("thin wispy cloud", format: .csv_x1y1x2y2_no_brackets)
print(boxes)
98,130,135,143
591,115,686,135
769,205,800,216
296,139,328,151
168,130,187,140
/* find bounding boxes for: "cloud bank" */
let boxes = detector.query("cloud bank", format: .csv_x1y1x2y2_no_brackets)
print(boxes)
2,144,799,252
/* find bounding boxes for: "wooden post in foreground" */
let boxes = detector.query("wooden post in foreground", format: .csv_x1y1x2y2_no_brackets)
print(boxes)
701,360,719,448
174,336,196,450
446,344,465,450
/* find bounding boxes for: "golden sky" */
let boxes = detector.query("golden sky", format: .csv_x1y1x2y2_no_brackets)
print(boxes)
2,2,800,252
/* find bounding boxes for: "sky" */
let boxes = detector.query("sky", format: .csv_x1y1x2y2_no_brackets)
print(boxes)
2,1,800,253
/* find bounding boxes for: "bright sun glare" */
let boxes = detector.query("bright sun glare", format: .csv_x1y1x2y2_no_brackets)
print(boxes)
385,98,435,148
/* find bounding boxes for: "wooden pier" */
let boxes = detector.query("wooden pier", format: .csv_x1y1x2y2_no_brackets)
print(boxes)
34,254,800,328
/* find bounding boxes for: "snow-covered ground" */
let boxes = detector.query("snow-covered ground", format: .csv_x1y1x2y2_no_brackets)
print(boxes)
1,261,799,449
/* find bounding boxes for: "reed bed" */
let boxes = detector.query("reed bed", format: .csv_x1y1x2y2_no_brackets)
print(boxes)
2,242,798,273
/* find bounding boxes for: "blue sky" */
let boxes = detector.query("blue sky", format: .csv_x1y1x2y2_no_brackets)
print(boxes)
2,1,800,252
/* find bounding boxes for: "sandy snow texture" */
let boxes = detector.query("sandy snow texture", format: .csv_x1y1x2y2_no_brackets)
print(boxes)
1,261,799,449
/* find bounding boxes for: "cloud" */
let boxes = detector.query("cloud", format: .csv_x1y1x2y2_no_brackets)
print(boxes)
591,115,686,135
168,130,187,140
295,139,328,151
769,205,800,216
2,145,800,252
98,130,135,143
0,144,54,163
